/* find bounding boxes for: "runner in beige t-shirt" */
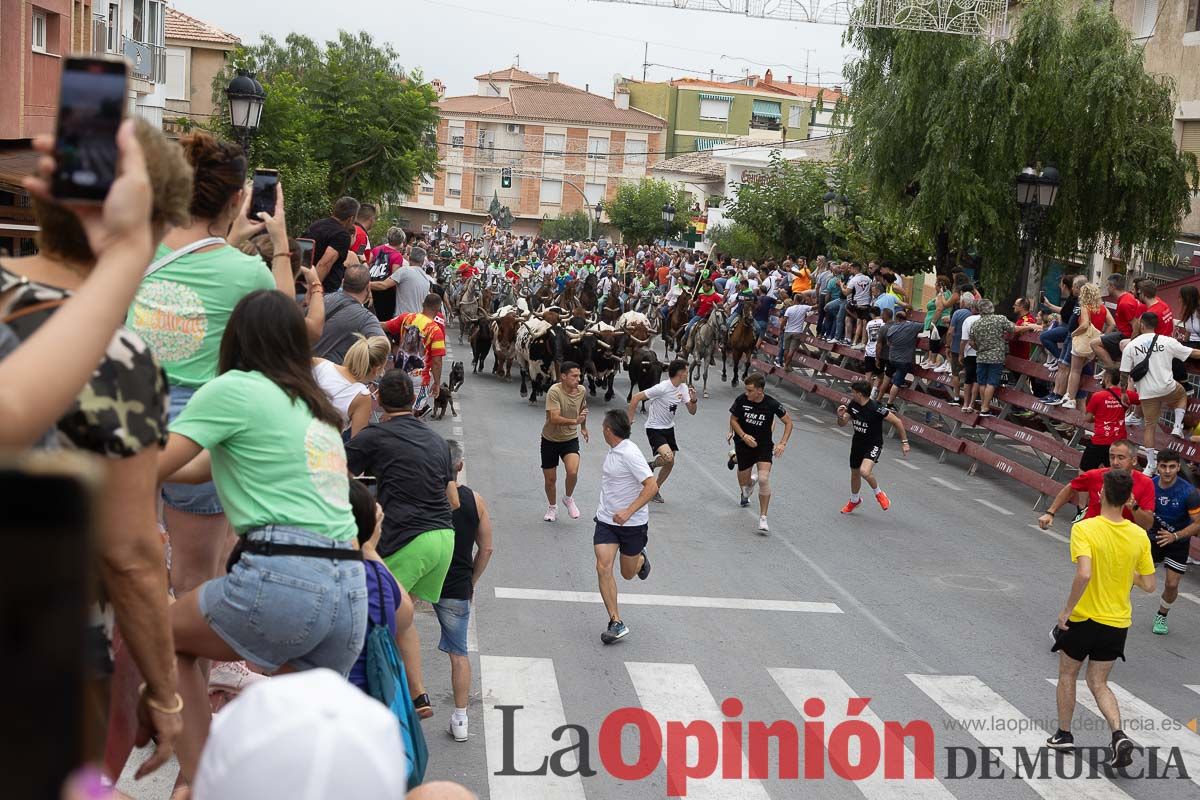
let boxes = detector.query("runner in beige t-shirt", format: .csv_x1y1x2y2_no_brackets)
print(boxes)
541,361,589,522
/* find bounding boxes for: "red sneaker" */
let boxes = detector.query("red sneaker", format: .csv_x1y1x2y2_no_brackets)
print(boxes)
840,499,862,514
876,491,891,511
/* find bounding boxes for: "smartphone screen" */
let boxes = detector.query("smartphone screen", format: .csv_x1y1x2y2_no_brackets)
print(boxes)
296,237,315,268
249,169,279,220
52,57,128,202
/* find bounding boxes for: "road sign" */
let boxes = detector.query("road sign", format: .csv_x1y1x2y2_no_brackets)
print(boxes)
461,231,473,242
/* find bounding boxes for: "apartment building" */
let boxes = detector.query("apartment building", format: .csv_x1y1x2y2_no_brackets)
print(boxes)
162,7,239,136
401,68,666,237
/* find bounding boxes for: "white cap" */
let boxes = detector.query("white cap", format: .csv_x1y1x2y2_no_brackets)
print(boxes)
194,669,408,800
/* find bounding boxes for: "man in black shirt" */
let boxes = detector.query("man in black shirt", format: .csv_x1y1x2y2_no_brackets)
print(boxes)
728,372,793,533
346,369,459,718
305,196,360,292
837,380,909,514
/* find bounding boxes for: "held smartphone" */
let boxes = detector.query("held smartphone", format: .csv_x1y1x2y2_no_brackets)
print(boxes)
248,168,280,219
52,56,129,202
0,454,99,798
296,237,315,268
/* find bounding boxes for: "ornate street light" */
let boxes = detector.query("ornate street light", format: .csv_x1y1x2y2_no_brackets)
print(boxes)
822,190,849,219
1015,164,1062,297
661,202,676,244
225,69,266,155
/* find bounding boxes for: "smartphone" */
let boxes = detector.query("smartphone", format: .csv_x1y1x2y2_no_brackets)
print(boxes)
248,169,280,220
52,56,128,202
296,237,315,268
0,454,99,798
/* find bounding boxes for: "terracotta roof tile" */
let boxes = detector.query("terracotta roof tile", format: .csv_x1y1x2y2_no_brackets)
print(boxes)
669,77,798,98
648,149,724,180
165,8,239,46
472,67,548,84
439,83,665,129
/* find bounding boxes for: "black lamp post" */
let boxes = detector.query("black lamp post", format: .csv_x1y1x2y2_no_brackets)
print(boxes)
661,202,676,245
225,69,266,156
590,201,603,241
823,190,849,219
1015,164,1061,296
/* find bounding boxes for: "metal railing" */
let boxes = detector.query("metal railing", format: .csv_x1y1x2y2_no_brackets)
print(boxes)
121,36,166,83
472,194,522,213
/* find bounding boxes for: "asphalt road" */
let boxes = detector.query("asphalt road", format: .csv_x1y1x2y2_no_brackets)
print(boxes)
119,337,1200,800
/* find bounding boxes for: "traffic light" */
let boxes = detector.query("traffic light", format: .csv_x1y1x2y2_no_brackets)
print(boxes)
501,167,512,189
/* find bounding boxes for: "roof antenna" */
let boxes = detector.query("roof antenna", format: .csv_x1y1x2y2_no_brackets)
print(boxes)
514,54,520,67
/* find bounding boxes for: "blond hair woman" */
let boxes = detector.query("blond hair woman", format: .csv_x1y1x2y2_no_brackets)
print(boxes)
1054,282,1111,410
312,334,391,436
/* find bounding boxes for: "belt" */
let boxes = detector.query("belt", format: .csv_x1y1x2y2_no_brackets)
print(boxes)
240,539,363,560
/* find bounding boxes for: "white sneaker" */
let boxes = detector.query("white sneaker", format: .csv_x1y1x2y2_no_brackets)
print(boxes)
449,715,468,742
208,660,267,693
563,497,581,519
935,363,952,374
1060,397,1076,410
1125,412,1143,427
1172,425,1185,439
1045,357,1059,371
757,516,770,534
544,505,557,522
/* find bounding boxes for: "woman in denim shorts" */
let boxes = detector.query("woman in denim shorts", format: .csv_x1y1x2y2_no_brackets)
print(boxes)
158,291,367,781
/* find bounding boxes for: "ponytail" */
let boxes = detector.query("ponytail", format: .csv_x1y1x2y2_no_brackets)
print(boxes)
343,334,392,382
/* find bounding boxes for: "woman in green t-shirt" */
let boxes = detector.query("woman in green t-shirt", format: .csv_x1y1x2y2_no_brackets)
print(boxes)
922,274,954,370
157,290,366,781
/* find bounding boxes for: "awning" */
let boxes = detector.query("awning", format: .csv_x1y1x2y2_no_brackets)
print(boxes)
695,138,723,151
697,93,733,103
751,99,781,118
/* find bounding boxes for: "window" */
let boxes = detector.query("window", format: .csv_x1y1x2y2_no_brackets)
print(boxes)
446,172,462,198
587,136,609,161
585,182,605,207
449,126,465,149
1134,0,1159,38
624,139,647,165
147,1,161,45
750,99,783,130
32,11,47,52
698,95,731,121
165,48,188,101
788,104,803,128
1189,0,1200,32
544,134,566,158
540,179,563,205
419,174,435,195
107,3,120,52
1182,121,1200,161
133,0,144,41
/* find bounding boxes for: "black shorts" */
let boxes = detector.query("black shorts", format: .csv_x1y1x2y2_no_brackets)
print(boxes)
890,361,913,387
593,519,648,557
734,438,773,471
1149,531,1190,574
850,439,883,469
864,355,885,376
1079,441,1111,472
1052,618,1128,662
928,326,948,354
1100,330,1123,361
540,436,580,470
647,427,678,453
962,355,978,385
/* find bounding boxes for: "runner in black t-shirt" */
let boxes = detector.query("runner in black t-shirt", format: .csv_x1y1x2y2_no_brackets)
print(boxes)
728,372,793,533
836,380,909,514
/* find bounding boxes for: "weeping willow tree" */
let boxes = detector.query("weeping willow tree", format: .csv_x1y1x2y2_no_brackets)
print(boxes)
839,0,1198,295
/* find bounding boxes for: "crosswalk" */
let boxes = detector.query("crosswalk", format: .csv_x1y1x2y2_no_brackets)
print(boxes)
478,658,1200,800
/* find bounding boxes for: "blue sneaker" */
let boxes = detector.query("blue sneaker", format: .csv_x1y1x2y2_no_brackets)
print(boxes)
601,619,629,644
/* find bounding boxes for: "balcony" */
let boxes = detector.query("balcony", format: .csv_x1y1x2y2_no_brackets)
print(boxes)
122,36,166,84
472,193,522,213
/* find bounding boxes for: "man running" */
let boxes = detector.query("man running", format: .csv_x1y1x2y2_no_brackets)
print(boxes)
1047,469,1156,767
541,361,588,522
837,380,910,513
1038,440,1155,529
594,410,657,644
627,359,697,503
1147,450,1200,635
729,372,794,533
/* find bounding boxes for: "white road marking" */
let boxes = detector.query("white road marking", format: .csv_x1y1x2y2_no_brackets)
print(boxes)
771,669,954,799
834,428,852,437
1179,592,1200,606
627,662,771,800
1186,684,1200,697
481,656,586,800
1028,523,1069,544
928,477,962,491
802,414,825,425
494,587,842,613
909,674,1134,800
894,458,920,470
974,498,1014,516
1050,679,1200,786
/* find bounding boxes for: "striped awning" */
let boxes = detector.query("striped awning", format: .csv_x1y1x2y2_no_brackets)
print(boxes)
751,99,781,118
697,93,733,103
695,138,723,151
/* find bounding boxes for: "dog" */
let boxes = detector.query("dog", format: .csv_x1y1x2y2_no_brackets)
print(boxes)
431,383,457,420
448,360,465,392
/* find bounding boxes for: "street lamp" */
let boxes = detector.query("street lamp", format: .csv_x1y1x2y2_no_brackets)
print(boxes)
661,202,676,245
1015,164,1061,297
589,200,603,241
823,190,849,219
225,69,266,155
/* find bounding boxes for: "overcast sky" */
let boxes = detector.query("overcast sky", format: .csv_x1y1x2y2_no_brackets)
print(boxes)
174,0,855,97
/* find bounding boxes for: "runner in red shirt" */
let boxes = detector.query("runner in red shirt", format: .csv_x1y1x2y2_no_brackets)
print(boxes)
1082,371,1140,470
1038,440,1155,527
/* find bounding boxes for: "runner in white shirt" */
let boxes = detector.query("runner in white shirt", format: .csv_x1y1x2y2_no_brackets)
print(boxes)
778,294,814,369
593,410,658,644
627,359,698,503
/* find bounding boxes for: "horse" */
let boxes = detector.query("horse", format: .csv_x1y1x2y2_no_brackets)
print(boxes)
599,288,623,324
579,273,598,313
456,276,481,344
664,289,694,359
724,297,758,388
686,306,727,399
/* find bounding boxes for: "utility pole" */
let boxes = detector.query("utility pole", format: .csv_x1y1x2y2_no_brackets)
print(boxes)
643,42,648,80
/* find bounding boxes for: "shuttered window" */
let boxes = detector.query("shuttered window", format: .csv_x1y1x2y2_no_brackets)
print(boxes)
1181,121,1200,160
1134,0,1159,38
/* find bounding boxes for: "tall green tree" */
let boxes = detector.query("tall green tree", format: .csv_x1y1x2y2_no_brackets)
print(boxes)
210,31,439,232
723,154,832,258
603,178,691,244
840,0,1198,292
541,211,592,241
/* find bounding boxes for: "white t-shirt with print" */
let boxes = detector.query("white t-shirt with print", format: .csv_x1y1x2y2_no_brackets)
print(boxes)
848,273,872,305
1120,333,1194,399
596,438,654,527
644,378,689,430
865,318,885,357
960,314,981,358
